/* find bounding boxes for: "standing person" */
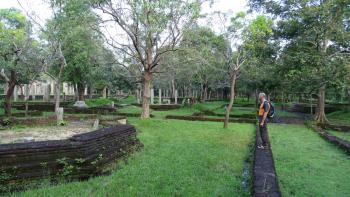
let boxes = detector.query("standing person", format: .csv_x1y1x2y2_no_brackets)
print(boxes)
258,92,270,149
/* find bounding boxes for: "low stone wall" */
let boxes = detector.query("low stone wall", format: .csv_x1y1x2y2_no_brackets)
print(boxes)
64,107,116,114
165,115,256,124
0,125,142,193
193,111,256,119
221,113,256,119
310,125,350,154
253,126,281,197
131,103,181,111
288,103,346,114
13,102,72,111
116,112,155,118
0,116,57,126
0,110,43,118
318,123,350,132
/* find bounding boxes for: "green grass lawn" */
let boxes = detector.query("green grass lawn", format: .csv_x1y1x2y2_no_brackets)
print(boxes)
269,124,350,197
85,98,114,107
152,107,200,118
213,106,255,116
115,95,137,105
193,101,227,111
117,102,226,119
327,110,350,125
8,119,255,197
327,130,350,141
117,105,143,113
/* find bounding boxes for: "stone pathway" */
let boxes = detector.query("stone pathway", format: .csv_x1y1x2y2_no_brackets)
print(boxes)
253,126,281,197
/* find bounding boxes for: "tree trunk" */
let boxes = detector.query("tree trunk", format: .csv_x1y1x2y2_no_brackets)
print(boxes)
315,85,328,124
224,73,237,129
4,83,16,117
141,71,152,119
201,82,208,102
4,71,18,116
54,82,61,114
77,83,85,101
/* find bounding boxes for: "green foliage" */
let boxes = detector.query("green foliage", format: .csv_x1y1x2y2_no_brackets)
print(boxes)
56,157,74,177
58,120,67,126
0,8,41,84
327,110,350,125
54,0,106,94
240,15,280,94
1,118,11,126
116,95,137,105
249,0,350,94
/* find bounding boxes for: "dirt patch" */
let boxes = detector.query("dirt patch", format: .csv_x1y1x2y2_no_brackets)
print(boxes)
0,120,95,144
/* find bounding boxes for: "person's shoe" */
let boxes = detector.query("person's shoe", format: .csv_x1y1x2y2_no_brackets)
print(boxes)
257,145,264,149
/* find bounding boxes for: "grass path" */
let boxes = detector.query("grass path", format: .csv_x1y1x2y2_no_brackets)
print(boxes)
9,119,254,197
269,124,350,197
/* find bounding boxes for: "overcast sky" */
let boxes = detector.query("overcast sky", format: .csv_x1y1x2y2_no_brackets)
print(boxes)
0,0,248,29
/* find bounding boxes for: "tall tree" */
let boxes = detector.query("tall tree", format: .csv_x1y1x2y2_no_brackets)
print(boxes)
94,0,201,118
61,0,105,102
0,8,41,116
249,0,350,123
217,12,249,128
180,26,226,102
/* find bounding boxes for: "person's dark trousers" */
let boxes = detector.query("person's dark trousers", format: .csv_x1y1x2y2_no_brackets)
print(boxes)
259,117,269,147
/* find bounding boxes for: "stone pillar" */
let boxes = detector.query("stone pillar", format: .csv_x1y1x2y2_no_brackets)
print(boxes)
136,90,140,104
50,83,54,95
151,88,154,104
32,83,37,100
13,85,18,101
44,84,50,101
93,119,99,130
158,89,162,105
102,86,107,98
175,89,178,104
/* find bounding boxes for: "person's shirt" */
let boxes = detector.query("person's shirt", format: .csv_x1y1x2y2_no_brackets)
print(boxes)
258,99,269,116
